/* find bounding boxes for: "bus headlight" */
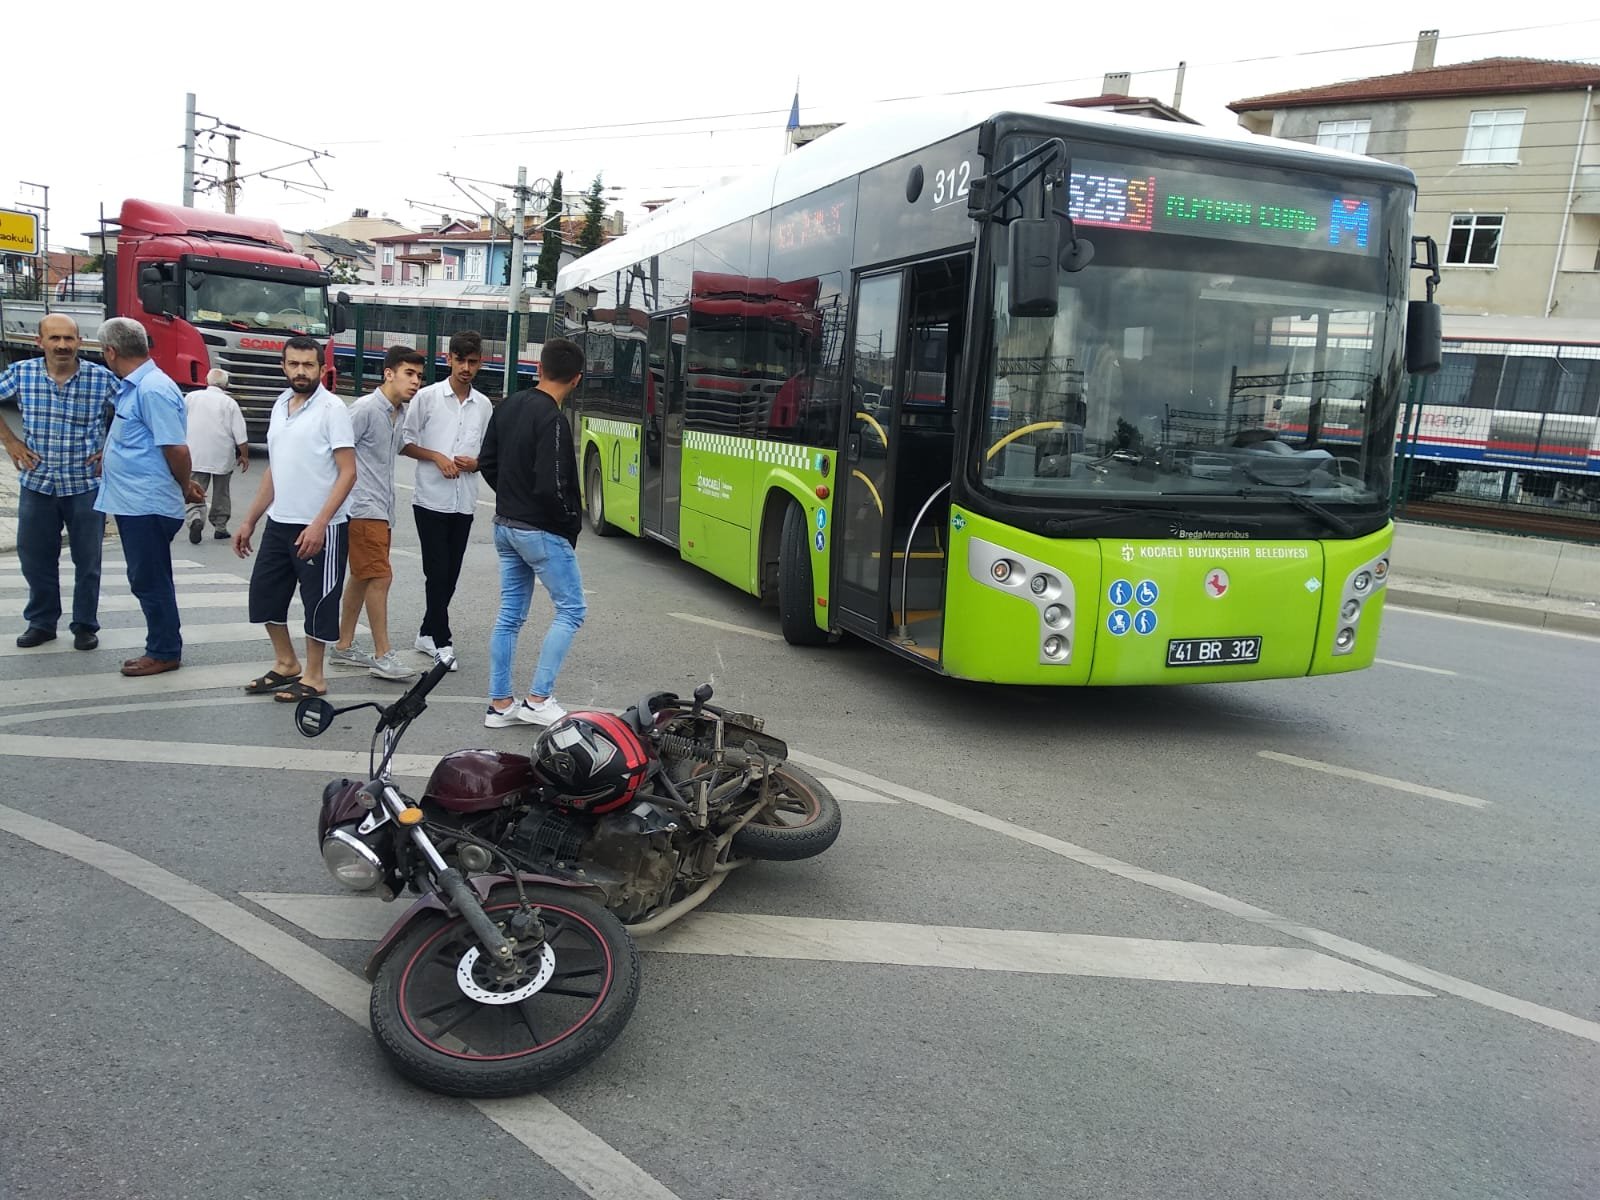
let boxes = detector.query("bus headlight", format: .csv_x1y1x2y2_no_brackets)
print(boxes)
1373,557,1389,580
991,559,1016,584
1341,599,1361,621
1352,570,1372,593
1042,635,1069,659
1335,627,1356,651
1043,604,1070,629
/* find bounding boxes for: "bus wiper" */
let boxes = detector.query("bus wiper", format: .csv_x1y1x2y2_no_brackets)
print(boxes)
1043,505,1262,533
1236,489,1354,536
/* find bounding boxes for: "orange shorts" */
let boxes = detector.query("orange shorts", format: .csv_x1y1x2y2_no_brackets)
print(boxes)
347,518,392,581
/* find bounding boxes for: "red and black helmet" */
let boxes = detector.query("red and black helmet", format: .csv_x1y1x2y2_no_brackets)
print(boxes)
533,711,650,813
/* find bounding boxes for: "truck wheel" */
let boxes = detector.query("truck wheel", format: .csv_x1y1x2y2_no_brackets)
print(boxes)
779,502,828,646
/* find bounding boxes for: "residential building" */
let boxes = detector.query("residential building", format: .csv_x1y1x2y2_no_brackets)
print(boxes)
290,231,377,284
1229,34,1600,319
370,209,623,288
1053,72,1197,124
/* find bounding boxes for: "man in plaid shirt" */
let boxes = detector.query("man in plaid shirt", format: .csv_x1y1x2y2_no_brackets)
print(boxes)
0,314,117,650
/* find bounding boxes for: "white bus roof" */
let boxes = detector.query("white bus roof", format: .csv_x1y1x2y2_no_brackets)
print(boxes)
559,96,1411,293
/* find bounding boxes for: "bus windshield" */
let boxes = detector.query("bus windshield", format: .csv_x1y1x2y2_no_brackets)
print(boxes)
185,268,329,335
980,263,1402,508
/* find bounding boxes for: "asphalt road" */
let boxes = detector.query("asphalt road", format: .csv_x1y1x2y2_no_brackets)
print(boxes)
1,450,1595,1200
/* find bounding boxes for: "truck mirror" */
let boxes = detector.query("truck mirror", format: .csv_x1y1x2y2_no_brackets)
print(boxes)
1404,300,1442,375
137,265,167,316
332,302,352,335
1007,219,1059,319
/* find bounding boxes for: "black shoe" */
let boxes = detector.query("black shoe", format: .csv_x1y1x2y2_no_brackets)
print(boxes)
74,630,98,651
16,627,56,648
189,518,203,544
214,528,230,540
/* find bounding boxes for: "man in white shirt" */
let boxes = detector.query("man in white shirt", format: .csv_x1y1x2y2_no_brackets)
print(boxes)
400,330,488,669
184,368,248,543
232,337,357,702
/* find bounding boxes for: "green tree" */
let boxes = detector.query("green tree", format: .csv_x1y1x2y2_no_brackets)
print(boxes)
578,175,606,256
328,258,362,284
535,172,564,290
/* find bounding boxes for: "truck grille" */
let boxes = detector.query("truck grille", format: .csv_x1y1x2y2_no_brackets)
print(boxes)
216,348,287,440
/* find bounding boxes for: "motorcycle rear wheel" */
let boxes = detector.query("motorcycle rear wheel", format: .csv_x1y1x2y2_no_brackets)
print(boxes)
370,885,641,1097
729,764,843,861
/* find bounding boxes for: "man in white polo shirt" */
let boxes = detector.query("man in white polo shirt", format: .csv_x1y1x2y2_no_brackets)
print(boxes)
232,336,357,702
400,329,488,670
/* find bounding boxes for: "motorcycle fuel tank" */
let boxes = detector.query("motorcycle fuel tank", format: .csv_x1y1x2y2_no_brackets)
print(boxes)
424,749,536,813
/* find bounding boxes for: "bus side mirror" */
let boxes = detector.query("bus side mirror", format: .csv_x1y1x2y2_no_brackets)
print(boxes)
1008,219,1059,318
1404,300,1441,375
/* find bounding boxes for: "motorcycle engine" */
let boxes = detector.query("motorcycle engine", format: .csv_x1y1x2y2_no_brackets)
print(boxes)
504,802,685,922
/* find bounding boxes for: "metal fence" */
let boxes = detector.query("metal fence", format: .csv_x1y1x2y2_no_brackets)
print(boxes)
1393,339,1600,543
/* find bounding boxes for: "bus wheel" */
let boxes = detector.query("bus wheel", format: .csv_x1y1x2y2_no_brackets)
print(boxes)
586,454,620,537
779,502,828,646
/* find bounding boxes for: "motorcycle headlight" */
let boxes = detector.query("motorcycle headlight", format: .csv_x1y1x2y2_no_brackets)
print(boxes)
321,828,384,891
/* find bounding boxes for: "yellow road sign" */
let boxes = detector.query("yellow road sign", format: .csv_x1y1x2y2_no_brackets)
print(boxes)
0,208,40,255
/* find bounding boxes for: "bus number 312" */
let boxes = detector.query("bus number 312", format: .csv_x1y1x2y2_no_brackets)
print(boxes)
933,161,972,206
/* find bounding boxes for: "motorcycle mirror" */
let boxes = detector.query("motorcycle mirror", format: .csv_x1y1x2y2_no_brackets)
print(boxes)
294,697,339,738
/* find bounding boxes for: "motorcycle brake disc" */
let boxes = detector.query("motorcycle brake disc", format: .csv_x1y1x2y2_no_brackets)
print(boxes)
454,941,557,1006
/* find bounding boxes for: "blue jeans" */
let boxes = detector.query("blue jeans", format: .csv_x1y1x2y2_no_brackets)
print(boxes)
489,525,586,701
17,486,104,634
115,514,183,660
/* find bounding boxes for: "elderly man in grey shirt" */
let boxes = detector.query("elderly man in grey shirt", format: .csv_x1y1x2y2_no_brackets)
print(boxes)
329,345,426,680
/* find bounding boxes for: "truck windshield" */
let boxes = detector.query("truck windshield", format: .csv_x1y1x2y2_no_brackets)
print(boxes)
185,269,329,335
974,142,1407,517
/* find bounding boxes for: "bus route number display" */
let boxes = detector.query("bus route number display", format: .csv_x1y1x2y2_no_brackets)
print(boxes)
1067,159,1380,256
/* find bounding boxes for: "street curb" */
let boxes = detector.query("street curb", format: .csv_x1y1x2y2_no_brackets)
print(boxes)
1386,586,1600,636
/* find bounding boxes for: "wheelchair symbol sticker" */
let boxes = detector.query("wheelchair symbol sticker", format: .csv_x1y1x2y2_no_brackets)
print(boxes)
1108,579,1133,607
1133,608,1158,635
1135,580,1159,606
1107,609,1131,636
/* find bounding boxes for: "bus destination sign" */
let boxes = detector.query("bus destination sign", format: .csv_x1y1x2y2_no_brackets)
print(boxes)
1067,160,1381,256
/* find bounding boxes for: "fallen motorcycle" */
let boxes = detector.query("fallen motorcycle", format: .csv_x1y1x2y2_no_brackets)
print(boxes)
295,658,841,1097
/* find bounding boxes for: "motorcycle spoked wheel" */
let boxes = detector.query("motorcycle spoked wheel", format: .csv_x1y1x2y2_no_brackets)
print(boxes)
370,885,641,1098
726,764,843,862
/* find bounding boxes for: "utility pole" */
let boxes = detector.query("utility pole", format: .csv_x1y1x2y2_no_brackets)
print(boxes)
223,132,240,214
183,93,197,206
505,166,530,396
18,181,49,312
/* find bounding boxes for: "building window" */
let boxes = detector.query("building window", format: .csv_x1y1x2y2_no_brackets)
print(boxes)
1462,110,1525,164
1445,213,1503,266
382,247,395,265
1316,119,1371,154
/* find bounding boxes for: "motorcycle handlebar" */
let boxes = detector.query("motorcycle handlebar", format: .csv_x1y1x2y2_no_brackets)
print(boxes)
381,654,453,728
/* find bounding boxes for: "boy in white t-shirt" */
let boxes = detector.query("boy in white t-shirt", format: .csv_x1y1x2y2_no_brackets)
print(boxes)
184,368,249,543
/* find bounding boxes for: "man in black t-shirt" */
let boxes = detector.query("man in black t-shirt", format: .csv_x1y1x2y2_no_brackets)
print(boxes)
478,338,586,728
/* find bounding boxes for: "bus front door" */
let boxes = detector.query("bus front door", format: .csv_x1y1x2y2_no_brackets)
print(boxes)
641,312,686,545
833,270,907,636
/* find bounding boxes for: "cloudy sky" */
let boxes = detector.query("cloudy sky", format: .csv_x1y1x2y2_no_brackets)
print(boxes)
9,2,1599,248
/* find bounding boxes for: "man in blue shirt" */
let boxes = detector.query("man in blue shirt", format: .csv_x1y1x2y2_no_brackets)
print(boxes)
94,318,205,677
0,313,118,650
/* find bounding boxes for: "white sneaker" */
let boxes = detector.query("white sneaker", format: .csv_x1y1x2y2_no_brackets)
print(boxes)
484,703,523,728
435,645,459,672
328,643,376,670
518,697,567,725
369,650,418,682
414,634,437,657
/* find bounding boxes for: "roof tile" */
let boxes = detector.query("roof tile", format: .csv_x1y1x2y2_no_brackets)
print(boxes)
1229,57,1600,112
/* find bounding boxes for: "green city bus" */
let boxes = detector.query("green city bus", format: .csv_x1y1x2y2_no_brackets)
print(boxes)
556,99,1440,685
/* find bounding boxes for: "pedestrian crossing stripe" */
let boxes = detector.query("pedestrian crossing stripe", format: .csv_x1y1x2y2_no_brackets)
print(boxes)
683,430,816,471
584,418,641,441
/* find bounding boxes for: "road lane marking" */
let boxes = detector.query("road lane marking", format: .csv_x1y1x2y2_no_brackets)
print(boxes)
1257,751,1489,809
0,659,343,709
242,893,1428,996
0,804,683,1200
0,557,205,573
94,591,252,614
788,749,1600,1046
0,571,247,590
1375,658,1457,676
816,777,899,804
667,612,783,642
0,621,265,658
1387,605,1600,644
0,732,439,779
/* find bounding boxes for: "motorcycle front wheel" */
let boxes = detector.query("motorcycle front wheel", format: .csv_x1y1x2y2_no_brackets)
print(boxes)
370,885,640,1097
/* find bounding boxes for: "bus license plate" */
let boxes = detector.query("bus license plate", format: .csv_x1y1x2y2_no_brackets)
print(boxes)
1166,637,1261,667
